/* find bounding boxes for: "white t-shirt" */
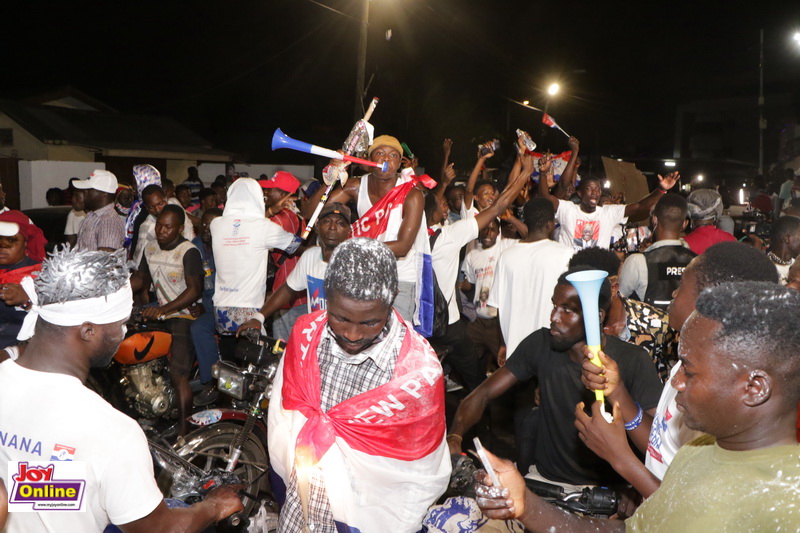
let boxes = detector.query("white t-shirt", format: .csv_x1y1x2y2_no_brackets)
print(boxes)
462,238,518,319
64,209,86,236
645,362,703,480
0,360,163,532
430,218,479,325
212,178,298,309
286,246,329,312
487,239,573,357
775,259,794,286
211,216,296,309
431,217,478,324
556,200,627,251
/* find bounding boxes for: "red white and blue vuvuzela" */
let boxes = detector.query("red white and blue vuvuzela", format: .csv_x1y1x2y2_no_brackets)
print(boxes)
542,113,571,138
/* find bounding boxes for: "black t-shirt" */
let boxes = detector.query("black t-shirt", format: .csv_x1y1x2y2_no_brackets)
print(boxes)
505,328,663,485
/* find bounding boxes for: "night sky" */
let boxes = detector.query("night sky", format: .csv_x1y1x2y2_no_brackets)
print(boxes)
4,1,800,173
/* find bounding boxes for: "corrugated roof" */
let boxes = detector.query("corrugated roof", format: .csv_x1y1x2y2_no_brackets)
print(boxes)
0,99,234,159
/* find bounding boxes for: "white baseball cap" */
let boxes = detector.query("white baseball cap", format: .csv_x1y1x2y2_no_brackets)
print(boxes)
73,169,118,194
0,221,19,237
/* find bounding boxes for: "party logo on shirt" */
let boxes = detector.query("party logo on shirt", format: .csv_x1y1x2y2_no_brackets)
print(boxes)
7,461,86,512
50,444,76,461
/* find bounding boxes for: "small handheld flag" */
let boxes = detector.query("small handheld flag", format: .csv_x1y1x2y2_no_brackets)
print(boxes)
542,113,570,138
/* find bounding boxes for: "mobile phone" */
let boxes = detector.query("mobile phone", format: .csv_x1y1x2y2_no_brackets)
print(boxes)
473,437,502,488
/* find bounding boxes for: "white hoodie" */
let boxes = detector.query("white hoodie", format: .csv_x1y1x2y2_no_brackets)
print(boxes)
211,178,297,308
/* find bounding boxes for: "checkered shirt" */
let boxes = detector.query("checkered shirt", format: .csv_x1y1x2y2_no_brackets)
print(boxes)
278,313,404,532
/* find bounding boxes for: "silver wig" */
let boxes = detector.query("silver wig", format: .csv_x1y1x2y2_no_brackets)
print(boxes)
324,238,397,306
35,247,131,305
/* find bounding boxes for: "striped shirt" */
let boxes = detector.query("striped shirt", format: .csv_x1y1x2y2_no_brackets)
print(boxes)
75,202,125,251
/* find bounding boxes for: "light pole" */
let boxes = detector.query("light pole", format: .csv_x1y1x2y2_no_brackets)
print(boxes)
354,0,370,121
758,28,764,175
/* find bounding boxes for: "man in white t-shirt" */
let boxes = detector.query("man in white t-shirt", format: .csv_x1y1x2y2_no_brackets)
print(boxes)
211,177,300,334
576,241,780,498
238,202,351,336
487,198,574,359
64,188,86,248
0,248,242,533
537,152,680,251
425,152,530,390
462,218,517,367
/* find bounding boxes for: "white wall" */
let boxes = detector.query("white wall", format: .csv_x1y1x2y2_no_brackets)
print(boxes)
18,161,104,209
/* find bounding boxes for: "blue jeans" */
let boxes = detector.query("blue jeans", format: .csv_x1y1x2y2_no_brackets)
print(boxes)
191,299,220,384
271,304,307,341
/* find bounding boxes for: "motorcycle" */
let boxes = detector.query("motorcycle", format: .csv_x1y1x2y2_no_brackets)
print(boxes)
89,309,205,432
524,477,618,517
152,330,285,527
113,310,176,421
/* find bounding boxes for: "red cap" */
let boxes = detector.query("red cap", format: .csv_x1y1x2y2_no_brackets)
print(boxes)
258,171,300,194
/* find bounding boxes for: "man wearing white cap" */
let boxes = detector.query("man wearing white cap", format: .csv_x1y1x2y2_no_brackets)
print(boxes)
0,248,243,532
74,169,125,252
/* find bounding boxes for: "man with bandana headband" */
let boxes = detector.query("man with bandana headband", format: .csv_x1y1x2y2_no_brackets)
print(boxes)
0,248,243,532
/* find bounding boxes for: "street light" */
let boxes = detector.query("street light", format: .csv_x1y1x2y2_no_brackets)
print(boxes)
542,81,561,135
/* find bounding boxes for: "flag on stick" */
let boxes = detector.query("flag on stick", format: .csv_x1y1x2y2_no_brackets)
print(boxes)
542,113,571,138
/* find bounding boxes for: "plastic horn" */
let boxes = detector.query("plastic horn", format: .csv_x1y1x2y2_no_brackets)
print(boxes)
271,128,388,173
566,269,609,406
301,98,380,240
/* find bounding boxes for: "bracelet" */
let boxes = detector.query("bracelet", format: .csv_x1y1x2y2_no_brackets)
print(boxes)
657,186,667,194
624,403,643,431
446,433,463,442
252,312,266,325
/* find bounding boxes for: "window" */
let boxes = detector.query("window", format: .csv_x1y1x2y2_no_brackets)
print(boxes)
0,129,12,147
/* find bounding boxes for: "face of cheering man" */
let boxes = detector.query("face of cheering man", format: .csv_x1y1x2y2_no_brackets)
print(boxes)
155,210,184,249
475,183,498,211
479,219,500,249
446,186,465,215
317,213,351,251
670,313,739,436
577,178,603,213
549,283,588,352
144,190,168,218
369,145,402,181
326,289,392,356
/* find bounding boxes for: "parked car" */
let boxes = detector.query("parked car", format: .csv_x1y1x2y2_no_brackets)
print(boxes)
23,206,70,254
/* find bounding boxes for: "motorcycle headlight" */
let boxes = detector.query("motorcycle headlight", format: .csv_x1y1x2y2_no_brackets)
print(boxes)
214,363,246,400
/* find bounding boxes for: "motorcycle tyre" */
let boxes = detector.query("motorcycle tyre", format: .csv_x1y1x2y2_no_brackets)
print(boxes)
157,422,270,518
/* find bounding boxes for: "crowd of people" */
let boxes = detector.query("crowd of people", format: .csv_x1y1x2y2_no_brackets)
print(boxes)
0,131,799,532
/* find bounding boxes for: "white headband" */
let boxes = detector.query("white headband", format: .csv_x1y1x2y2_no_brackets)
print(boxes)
17,276,133,341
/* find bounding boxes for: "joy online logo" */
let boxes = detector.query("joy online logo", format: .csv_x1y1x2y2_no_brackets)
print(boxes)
8,462,86,511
